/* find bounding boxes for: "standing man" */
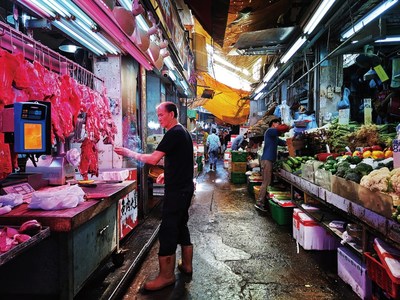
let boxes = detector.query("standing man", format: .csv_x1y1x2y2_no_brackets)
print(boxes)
255,118,287,211
114,102,194,291
206,128,221,171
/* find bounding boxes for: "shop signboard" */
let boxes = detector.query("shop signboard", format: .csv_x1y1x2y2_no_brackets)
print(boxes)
363,98,372,125
338,109,350,125
118,189,138,239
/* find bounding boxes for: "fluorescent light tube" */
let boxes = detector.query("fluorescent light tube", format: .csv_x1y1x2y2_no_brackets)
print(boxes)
181,80,189,90
254,92,263,101
136,14,150,31
40,1,69,18
164,56,174,69
30,0,56,18
58,0,95,28
254,82,267,94
341,0,399,40
168,70,176,81
280,37,307,64
263,65,278,83
375,36,400,43
303,0,336,35
119,0,133,10
74,19,120,54
53,20,104,56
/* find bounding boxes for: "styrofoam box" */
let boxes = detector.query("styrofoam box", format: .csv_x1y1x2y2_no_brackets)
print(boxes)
292,208,302,241
298,212,339,250
224,151,231,160
338,247,372,299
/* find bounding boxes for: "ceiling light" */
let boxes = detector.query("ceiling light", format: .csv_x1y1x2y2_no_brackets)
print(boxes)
303,0,336,35
280,37,307,64
341,0,399,40
59,39,81,53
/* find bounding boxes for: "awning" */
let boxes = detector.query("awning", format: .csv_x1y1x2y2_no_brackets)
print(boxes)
189,72,250,125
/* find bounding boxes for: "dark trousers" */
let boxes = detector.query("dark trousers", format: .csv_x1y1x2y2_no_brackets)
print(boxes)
158,186,194,256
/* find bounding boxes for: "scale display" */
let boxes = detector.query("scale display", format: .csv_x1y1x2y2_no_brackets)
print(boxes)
2,182,35,202
14,102,48,154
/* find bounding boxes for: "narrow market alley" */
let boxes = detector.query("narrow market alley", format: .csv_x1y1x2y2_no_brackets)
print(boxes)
121,161,360,300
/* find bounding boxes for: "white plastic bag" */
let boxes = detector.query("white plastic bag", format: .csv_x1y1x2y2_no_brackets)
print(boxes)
0,193,23,207
29,185,85,210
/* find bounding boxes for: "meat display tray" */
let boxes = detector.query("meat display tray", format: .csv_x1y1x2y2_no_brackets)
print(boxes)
0,226,50,267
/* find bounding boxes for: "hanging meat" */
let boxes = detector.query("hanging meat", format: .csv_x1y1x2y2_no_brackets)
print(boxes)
0,134,12,180
0,49,18,106
79,138,99,180
13,52,31,90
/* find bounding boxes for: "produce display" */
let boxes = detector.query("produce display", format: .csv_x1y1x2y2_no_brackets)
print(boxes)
297,119,396,155
276,117,400,222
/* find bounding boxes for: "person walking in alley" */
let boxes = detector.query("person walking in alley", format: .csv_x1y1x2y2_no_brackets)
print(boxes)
114,102,195,291
206,128,221,170
255,118,287,211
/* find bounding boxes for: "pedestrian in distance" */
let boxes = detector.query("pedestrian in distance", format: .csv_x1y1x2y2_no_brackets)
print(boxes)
255,118,288,211
231,132,248,151
114,102,195,291
206,128,221,171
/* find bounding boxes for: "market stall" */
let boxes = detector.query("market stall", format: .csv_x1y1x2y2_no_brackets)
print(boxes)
0,180,136,299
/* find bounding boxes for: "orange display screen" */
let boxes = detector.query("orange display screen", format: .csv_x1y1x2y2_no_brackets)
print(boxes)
24,123,42,150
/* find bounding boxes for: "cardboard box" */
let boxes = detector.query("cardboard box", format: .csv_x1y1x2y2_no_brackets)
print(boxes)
337,247,371,299
331,176,360,203
331,176,394,218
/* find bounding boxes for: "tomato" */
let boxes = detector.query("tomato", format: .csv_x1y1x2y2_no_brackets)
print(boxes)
371,145,383,151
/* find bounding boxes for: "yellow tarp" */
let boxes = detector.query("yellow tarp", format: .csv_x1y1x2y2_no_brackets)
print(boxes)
189,72,250,125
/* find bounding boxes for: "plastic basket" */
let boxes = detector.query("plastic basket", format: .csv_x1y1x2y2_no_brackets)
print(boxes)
231,151,247,162
364,252,400,299
268,199,294,226
230,172,246,184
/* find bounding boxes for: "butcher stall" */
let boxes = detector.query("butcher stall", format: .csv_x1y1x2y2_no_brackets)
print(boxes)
0,179,137,299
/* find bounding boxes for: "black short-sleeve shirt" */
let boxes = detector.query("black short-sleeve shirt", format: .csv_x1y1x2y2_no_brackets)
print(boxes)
156,124,194,190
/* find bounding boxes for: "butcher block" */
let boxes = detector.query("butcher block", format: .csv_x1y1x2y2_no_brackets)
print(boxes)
0,180,136,300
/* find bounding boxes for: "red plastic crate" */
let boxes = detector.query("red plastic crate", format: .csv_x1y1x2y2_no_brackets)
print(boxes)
364,252,400,299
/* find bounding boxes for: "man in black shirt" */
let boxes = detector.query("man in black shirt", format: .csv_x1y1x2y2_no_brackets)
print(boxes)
114,102,194,291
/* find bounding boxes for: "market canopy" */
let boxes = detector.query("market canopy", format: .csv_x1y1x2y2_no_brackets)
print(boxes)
189,72,250,125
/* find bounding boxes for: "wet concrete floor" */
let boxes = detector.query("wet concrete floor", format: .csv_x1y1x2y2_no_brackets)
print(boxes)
122,161,360,300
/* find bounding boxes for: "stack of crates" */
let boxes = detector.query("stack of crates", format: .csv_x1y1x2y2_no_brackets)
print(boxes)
231,151,247,184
